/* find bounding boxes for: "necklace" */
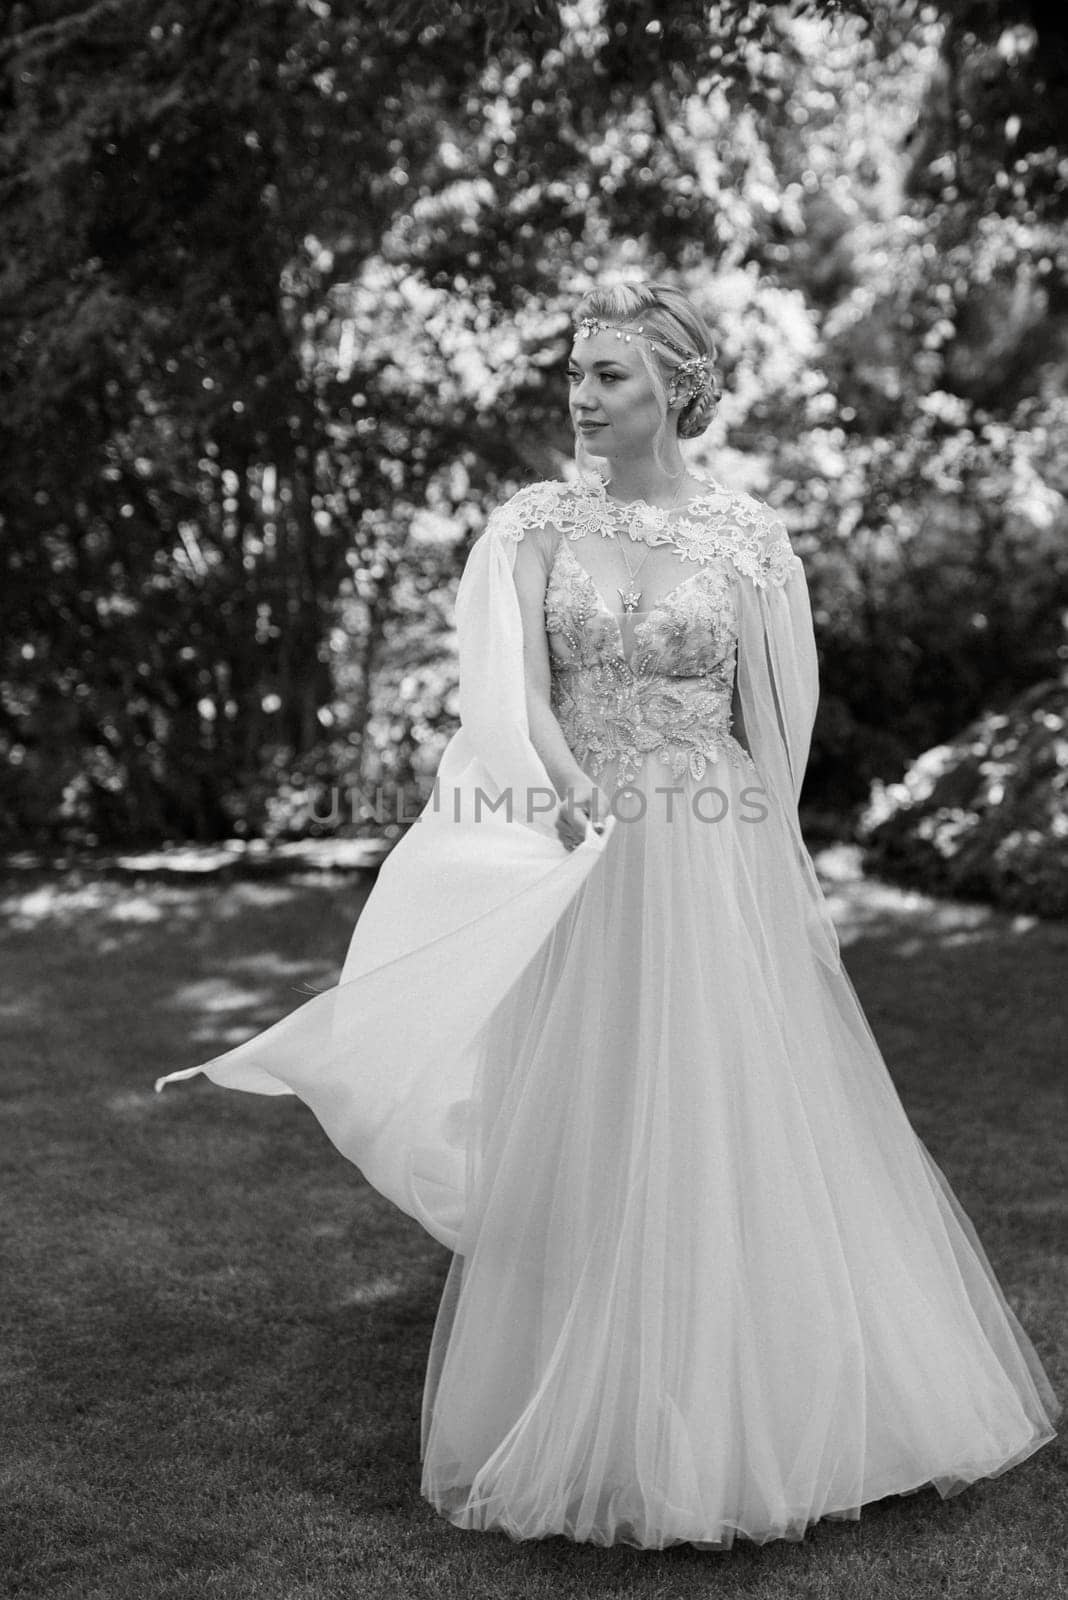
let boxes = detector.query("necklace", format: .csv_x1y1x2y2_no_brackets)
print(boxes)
607,475,691,613
616,539,653,614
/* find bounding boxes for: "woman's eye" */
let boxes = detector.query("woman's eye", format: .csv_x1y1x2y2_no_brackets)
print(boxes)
567,370,622,385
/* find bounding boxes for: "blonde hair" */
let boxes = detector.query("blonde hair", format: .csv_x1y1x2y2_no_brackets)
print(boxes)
571,281,723,474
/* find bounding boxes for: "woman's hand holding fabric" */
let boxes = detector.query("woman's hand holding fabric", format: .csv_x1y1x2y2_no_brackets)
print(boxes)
556,779,608,852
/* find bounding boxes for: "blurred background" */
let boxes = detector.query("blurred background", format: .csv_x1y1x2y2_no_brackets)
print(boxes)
3,0,1066,914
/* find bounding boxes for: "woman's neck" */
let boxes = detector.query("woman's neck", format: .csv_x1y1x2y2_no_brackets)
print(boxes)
602,447,692,508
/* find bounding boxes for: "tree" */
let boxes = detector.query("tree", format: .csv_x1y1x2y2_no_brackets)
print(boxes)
3,0,1065,848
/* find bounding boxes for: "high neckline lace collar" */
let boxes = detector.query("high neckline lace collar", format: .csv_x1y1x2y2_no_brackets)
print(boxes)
585,473,733,521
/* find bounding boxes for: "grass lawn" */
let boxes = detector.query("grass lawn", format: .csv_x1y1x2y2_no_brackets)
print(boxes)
1,854,1065,1600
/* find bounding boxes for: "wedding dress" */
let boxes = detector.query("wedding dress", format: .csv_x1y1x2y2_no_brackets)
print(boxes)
157,473,1058,1549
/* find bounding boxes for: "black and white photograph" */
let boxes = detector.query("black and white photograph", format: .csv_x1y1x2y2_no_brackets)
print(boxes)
2,1,1065,1596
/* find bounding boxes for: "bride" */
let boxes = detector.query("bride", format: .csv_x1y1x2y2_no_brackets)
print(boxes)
157,281,1058,1549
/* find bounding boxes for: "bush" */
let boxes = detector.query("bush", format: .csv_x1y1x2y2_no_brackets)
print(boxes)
858,678,1068,918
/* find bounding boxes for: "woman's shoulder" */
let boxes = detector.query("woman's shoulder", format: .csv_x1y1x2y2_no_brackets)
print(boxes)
686,483,798,589
485,477,596,542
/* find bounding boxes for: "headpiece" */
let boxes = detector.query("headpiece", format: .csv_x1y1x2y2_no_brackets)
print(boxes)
576,315,712,406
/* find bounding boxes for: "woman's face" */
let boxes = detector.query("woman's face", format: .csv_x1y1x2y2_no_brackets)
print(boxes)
567,329,668,460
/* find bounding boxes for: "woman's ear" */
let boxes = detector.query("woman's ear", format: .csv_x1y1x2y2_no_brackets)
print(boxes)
664,379,686,420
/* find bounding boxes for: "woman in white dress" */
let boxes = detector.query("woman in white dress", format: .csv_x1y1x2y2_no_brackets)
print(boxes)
158,281,1058,1550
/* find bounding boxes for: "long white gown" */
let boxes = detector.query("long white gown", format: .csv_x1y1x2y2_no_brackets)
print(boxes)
157,473,1058,1550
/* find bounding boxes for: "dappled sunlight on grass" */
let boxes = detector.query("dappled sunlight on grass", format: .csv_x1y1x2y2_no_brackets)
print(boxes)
0,871,371,1088
173,972,313,1014
105,1088,160,1117
306,1218,347,1241
826,887,994,948
0,871,341,935
817,851,1068,968
816,845,996,943
1,863,1063,1597
339,1274,412,1308
169,967,341,1055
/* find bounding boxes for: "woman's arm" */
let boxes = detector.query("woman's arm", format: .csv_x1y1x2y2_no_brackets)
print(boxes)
730,673,750,757
511,527,592,800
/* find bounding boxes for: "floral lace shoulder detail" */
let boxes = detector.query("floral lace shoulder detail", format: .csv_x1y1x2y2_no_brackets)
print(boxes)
485,478,798,590
484,480,578,543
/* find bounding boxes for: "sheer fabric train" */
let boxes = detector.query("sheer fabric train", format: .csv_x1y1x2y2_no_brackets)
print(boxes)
157,475,1058,1549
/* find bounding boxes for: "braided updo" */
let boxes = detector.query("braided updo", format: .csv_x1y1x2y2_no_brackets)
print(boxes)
572,281,723,446
677,365,724,440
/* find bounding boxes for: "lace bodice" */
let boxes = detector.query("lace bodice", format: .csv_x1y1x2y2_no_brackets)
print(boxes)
487,477,798,788
545,538,747,784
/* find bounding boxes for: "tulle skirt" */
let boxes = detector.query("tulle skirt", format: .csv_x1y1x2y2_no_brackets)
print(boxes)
419,744,1058,1549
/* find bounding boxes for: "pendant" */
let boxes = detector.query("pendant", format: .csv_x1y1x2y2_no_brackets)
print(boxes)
618,585,642,613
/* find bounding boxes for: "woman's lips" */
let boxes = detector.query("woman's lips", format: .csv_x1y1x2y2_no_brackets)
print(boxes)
576,421,607,432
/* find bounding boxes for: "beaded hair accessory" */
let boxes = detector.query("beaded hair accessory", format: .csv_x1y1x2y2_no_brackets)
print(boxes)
576,315,712,406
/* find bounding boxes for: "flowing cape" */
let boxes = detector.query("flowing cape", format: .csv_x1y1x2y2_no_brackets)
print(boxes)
156,481,837,1250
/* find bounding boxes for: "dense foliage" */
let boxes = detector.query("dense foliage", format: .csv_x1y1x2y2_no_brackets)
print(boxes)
860,678,1068,917
2,0,1066,851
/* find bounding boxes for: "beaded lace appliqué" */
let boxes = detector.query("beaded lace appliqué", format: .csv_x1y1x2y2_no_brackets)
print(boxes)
486,475,798,590
543,537,753,787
